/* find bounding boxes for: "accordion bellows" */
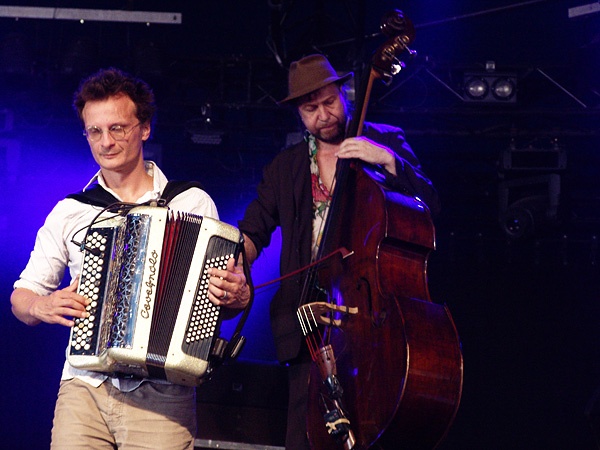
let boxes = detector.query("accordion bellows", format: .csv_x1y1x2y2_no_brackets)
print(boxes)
67,205,243,386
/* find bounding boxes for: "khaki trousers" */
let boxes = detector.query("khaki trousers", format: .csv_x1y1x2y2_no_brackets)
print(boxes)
50,378,196,450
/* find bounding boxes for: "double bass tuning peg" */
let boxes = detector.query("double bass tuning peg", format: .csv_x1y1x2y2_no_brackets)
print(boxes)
372,10,417,81
390,58,405,76
373,36,416,82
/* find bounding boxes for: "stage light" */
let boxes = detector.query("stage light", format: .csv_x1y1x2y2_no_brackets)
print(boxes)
464,77,489,100
463,71,517,103
491,77,516,100
498,140,564,239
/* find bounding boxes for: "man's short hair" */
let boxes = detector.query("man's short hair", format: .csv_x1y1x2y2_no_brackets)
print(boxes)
73,68,156,127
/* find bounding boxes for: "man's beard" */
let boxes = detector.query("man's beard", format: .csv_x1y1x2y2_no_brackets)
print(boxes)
314,120,346,144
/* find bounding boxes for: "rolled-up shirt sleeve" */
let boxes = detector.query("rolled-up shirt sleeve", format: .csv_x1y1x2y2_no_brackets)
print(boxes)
13,201,81,296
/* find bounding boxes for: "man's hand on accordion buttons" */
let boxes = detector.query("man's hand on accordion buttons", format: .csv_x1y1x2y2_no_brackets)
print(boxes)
206,257,250,310
30,277,90,327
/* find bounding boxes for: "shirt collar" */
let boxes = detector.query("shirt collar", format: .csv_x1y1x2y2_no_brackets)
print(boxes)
82,161,167,203
307,133,317,158
305,116,352,157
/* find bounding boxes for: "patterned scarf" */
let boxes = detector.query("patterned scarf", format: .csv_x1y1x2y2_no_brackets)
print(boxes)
308,134,332,260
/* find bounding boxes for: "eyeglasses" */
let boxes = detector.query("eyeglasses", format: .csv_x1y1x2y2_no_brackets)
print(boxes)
83,122,142,142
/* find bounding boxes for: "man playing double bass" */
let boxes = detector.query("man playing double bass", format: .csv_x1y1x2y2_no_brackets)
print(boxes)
237,54,441,450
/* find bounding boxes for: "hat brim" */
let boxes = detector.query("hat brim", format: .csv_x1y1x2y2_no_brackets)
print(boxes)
278,72,353,105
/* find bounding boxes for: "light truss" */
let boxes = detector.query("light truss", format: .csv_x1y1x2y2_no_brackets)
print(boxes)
0,5,181,24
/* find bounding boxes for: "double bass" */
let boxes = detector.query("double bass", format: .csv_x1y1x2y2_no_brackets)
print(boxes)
296,10,463,450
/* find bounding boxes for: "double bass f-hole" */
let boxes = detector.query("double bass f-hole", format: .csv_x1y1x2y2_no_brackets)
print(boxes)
356,277,387,328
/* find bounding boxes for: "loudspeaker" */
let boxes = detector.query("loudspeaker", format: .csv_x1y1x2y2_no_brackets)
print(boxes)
195,359,288,449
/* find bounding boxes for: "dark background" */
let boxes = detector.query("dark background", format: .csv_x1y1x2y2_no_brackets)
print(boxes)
1,1,599,448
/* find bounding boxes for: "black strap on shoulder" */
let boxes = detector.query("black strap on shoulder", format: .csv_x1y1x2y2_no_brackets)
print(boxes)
65,180,205,208
65,184,119,208
159,180,205,205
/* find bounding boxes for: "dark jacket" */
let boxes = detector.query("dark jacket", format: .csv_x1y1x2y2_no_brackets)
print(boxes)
238,122,440,362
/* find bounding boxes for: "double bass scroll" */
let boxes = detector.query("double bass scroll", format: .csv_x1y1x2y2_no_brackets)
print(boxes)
351,9,416,138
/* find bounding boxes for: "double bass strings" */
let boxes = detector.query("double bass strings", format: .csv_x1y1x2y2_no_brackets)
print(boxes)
296,305,324,362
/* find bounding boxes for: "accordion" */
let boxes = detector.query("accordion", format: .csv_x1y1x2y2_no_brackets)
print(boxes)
67,205,244,386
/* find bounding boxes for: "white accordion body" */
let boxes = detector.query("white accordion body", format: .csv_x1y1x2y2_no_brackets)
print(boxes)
67,205,243,386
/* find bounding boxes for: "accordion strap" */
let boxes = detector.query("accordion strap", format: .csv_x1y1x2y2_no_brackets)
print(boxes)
208,240,254,369
159,180,206,205
223,242,254,362
66,180,206,207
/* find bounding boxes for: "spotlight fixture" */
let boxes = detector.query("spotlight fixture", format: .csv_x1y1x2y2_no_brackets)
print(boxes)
498,140,565,239
491,77,516,100
464,76,489,100
463,72,517,103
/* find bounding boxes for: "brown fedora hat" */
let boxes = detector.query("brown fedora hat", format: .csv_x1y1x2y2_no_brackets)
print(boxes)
279,54,353,104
